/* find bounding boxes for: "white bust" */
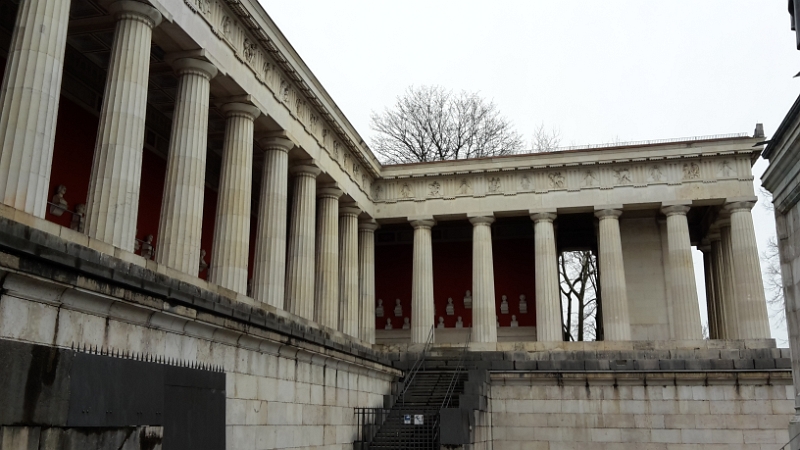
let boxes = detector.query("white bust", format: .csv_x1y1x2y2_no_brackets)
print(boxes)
385,318,393,330
50,184,68,216
500,295,509,314
394,299,403,317
437,316,445,329
199,249,208,274
141,234,154,260
445,297,455,315
375,299,384,317
463,290,472,309
519,294,528,314
402,317,410,330
455,316,463,328
510,314,519,327
70,203,85,232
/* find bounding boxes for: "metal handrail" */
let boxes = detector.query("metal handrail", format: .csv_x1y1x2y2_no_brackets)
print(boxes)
399,325,435,404
779,429,800,449
440,329,471,410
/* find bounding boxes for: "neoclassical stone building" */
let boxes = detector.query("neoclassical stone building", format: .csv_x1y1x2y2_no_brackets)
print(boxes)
0,0,792,449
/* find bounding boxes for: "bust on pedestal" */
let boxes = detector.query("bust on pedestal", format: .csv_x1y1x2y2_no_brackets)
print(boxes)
463,290,472,309
446,298,455,315
455,316,464,328
510,315,519,327
402,317,410,330
519,295,528,314
437,316,445,329
500,295,509,314
385,318,393,330
376,299,384,317
394,299,403,317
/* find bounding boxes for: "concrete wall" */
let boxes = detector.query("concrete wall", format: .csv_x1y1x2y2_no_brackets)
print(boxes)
489,373,794,450
621,217,671,340
0,426,163,450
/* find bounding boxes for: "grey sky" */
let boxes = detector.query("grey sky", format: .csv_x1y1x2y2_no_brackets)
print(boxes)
259,0,797,342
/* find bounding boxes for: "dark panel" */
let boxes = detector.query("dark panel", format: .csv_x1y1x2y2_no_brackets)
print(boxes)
164,365,225,450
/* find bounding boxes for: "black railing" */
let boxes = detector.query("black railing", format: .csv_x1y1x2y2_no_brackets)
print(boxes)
440,329,471,410
354,407,391,446
399,325,435,406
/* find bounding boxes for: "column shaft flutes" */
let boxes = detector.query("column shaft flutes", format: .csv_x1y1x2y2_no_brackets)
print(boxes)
284,164,320,318
411,219,436,344
208,103,260,293
85,1,162,251
359,220,378,344
661,205,702,340
252,136,293,307
314,186,342,328
709,234,728,339
339,206,360,337
470,216,497,343
0,0,72,217
719,220,740,338
595,209,631,341
532,212,561,342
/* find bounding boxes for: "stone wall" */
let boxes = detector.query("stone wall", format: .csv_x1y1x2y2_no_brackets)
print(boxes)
489,372,793,450
0,426,163,450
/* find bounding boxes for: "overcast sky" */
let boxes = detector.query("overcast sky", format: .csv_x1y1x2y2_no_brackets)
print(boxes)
259,0,798,343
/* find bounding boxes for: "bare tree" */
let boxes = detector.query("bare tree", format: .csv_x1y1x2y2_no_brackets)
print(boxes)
531,123,561,153
370,85,525,164
759,187,786,325
559,250,601,341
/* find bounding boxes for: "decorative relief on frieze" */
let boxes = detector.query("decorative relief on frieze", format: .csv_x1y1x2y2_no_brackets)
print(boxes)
186,0,211,14
488,177,501,194
221,15,232,37
520,174,532,191
682,162,700,180
717,160,735,178
374,184,383,200
582,170,598,187
243,39,256,63
456,178,472,195
548,172,565,189
648,164,664,183
613,167,632,185
399,182,413,199
428,181,441,197
333,141,340,160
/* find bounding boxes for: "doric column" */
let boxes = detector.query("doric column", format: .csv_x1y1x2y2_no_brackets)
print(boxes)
709,231,728,339
700,240,718,339
338,205,360,337
85,1,162,251
595,208,631,341
531,211,561,342
251,136,293,307
284,163,320,318
411,218,436,344
661,205,702,340
156,58,217,273
359,219,378,344
208,103,260,293
314,185,342,329
0,0,71,217
470,215,497,343
725,201,771,339
718,218,740,338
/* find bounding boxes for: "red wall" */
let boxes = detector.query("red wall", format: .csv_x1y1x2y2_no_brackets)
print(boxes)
375,230,537,330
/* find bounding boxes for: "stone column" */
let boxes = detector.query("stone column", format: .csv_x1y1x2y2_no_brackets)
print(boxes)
531,211,561,342
251,136,293,307
595,208,631,341
411,218,436,344
718,219,740,339
339,205,360,337
284,163,320,318
208,103,260,293
359,219,378,344
709,232,728,339
470,216,497,343
661,205,702,340
700,240,718,339
85,1,162,251
314,185,342,329
0,0,71,217
156,58,217,273
725,201,771,339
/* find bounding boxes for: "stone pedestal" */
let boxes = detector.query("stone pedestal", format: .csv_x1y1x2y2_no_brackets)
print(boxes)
358,220,378,344
595,208,631,341
85,1,162,251
411,219,436,344
285,164,320,319
0,0,72,217
208,103,260,293
726,201,771,339
314,186,342,329
339,205,360,337
156,58,217,273
531,212,561,342
661,205,702,340
251,136,293,307
470,216,497,343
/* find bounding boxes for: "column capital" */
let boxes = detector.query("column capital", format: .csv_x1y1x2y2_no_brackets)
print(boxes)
410,217,436,229
290,162,321,178
594,208,623,220
221,102,261,120
109,0,163,27
699,239,712,253
530,211,557,223
317,184,343,200
258,135,295,153
469,215,495,226
171,57,218,79
359,219,380,232
724,201,756,214
661,204,691,217
340,203,361,217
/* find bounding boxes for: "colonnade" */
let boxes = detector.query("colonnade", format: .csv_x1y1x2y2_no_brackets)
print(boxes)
0,0,378,343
